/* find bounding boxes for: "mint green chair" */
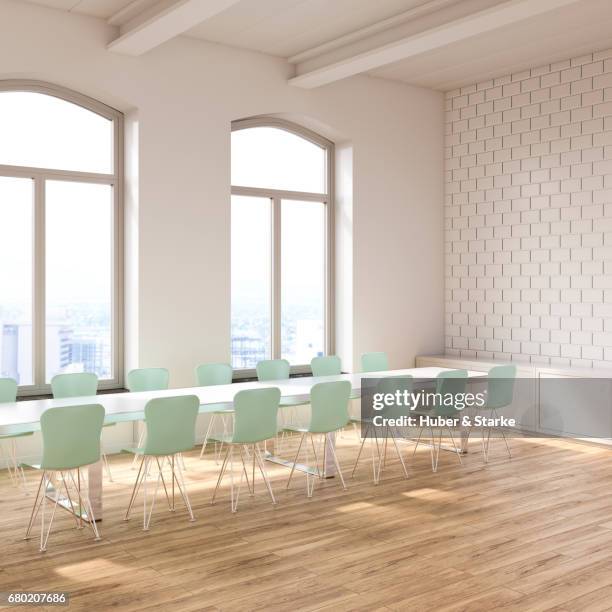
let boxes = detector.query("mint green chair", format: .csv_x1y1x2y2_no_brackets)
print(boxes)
311,355,363,436
256,359,290,381
125,395,199,530
195,363,234,460
0,378,32,489
256,359,305,449
361,352,389,373
51,372,98,397
24,404,105,551
479,364,516,462
311,355,341,377
196,363,232,386
50,372,113,481
412,369,468,472
51,372,114,479
285,380,351,497
351,376,412,484
125,368,170,468
127,368,169,392
211,387,280,512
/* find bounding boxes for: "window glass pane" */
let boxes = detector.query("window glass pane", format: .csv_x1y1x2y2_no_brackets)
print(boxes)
281,200,325,365
0,177,33,385
231,195,271,369
0,92,113,174
232,127,325,193
45,181,113,381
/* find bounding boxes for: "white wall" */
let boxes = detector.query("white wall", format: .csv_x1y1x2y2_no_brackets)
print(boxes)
1,0,444,391
445,50,612,367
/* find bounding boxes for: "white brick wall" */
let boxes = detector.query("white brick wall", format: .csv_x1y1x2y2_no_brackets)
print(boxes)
445,50,612,368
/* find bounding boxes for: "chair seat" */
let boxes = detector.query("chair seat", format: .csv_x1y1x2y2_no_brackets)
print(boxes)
0,431,34,439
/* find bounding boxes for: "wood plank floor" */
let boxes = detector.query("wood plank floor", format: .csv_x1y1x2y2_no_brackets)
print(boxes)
1,433,612,611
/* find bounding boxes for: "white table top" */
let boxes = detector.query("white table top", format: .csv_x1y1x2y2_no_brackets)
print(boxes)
0,367,486,434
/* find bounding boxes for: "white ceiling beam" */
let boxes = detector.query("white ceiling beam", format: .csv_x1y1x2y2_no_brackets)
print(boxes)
288,0,587,89
108,0,242,56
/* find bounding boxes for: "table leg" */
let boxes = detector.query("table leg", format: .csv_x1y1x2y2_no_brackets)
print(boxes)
88,460,103,520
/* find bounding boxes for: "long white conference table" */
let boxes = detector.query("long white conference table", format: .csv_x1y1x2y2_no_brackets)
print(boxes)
0,367,486,519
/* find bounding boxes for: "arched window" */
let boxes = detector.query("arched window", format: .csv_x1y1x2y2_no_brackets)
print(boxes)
231,118,333,372
0,81,123,393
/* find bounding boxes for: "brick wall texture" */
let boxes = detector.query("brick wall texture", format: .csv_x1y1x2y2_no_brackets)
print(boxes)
445,49,612,367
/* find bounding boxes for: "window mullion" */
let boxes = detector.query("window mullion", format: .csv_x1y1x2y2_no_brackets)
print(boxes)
33,175,46,388
271,197,281,360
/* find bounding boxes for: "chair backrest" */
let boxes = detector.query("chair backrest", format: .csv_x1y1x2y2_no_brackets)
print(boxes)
232,387,280,444
256,359,290,381
361,352,389,373
309,380,351,434
375,376,414,419
51,372,98,399
195,362,232,386
143,395,199,456
311,355,341,377
434,369,468,416
40,404,105,470
127,368,169,392
0,378,17,403
486,364,517,409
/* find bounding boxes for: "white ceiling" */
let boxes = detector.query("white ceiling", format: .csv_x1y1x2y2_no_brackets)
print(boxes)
185,0,449,59
18,0,612,91
367,0,612,90
22,0,140,20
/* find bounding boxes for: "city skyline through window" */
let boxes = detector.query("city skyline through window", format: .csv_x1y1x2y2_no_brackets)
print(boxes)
0,86,121,391
230,122,331,370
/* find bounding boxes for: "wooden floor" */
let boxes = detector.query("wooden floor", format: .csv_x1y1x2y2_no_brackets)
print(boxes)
2,433,612,611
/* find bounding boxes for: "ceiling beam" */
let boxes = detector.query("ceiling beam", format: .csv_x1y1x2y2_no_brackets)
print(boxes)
288,0,586,89
107,0,241,56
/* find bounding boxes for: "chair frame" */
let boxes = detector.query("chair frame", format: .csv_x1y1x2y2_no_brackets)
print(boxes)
125,453,194,530
25,467,100,552
211,442,275,512
286,432,347,497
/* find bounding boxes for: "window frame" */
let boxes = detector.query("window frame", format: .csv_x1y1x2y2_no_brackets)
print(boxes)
231,117,334,377
0,80,124,395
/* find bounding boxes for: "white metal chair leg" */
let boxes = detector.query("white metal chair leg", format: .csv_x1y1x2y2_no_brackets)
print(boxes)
142,457,151,530
411,427,424,458
328,440,347,491
173,455,195,521
493,408,512,458
430,428,441,472
1,442,16,485
25,472,45,540
254,443,276,505
446,427,463,465
102,450,113,482
144,458,163,530
200,414,216,459
350,423,370,478
305,434,315,498
132,425,145,468
371,427,382,484
40,471,61,552
389,428,409,479
211,447,230,505
286,433,306,489
10,439,27,491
